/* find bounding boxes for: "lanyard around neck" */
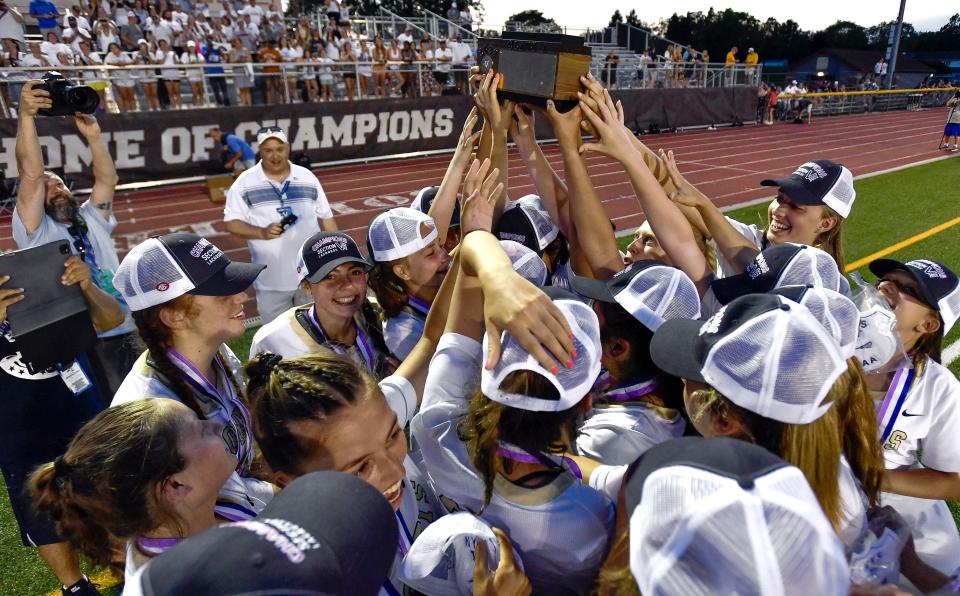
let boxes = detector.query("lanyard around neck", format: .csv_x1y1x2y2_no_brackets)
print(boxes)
307,305,375,372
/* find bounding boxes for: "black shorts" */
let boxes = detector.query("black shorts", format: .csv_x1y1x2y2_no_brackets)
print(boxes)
326,11,340,24
433,71,449,84
343,72,357,80
0,369,105,546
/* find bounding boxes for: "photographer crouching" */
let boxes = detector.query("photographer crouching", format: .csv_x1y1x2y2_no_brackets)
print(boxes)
12,76,140,395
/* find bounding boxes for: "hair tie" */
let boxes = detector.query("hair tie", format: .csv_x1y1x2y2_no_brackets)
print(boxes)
257,352,283,374
53,456,70,492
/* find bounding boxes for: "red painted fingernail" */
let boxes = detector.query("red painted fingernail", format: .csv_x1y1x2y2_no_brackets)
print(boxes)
550,366,559,374
571,349,578,357
566,359,574,369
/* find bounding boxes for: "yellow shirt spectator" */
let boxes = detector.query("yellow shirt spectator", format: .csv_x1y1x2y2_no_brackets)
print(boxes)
746,50,759,65
725,48,737,66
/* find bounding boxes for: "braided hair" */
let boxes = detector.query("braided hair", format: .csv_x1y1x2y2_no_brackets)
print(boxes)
245,351,378,477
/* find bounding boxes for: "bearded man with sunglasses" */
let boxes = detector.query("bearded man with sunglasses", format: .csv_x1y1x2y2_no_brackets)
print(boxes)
224,126,338,324
12,80,139,396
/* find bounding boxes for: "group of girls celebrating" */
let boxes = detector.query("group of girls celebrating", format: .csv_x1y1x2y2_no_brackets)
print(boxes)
24,70,960,595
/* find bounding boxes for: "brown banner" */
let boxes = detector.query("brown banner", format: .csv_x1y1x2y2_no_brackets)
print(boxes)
0,88,756,188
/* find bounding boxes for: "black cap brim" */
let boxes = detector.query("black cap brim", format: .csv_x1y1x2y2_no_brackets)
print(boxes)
710,274,754,306
649,317,708,384
570,274,617,303
189,261,265,296
760,176,821,206
869,258,940,310
305,255,372,284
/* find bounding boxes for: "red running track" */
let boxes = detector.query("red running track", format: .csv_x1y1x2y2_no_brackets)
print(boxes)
1,108,954,318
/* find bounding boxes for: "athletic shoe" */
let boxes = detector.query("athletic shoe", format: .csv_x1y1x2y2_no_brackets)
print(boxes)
62,576,100,595
942,143,950,149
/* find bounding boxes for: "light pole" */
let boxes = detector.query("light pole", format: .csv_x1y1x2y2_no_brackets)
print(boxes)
884,0,906,89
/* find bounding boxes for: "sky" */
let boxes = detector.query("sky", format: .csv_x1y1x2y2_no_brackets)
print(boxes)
476,1,955,35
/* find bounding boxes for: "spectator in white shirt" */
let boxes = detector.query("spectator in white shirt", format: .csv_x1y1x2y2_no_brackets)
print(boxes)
241,0,263,26
0,2,26,49
61,7,89,32
40,30,73,66
433,38,452,93
448,33,471,93
396,25,414,46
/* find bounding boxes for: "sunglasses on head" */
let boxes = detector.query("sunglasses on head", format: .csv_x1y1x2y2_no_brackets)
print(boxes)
257,126,283,135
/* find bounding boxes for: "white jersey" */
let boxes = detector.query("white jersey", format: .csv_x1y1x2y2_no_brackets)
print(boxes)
714,216,766,279
874,359,960,573
384,310,424,360
411,333,615,594
224,162,333,292
576,401,685,465
376,375,447,595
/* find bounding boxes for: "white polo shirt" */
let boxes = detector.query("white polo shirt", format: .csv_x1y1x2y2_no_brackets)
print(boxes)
224,162,333,292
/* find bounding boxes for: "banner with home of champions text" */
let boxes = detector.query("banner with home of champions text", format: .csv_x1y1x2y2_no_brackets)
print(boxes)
0,88,757,189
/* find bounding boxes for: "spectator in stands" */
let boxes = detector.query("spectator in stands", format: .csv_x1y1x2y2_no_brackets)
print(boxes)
134,38,161,110
340,39,357,100
372,35,388,98
745,46,758,82
301,48,318,101
459,2,472,32
387,37,401,94
603,50,619,88
205,41,230,105
400,39,416,98
358,39,374,97
418,37,436,97
20,40,50,74
209,127,256,171
240,0,263,26
223,126,338,324
40,31,72,67
258,38,283,104
0,0,26,51
13,81,140,395
92,18,117,53
181,40,205,107
449,33,472,94
724,45,737,84
873,57,885,80
433,38,452,94
155,38,182,109
120,10,143,52
105,42,137,111
237,12,258,50
61,5,88,33
396,25,414,47
229,36,253,105
324,0,340,26
765,84,779,124
263,12,284,43
75,39,107,111
317,45,334,100
447,1,460,28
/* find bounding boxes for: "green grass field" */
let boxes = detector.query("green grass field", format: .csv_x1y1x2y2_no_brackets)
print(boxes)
2,158,958,595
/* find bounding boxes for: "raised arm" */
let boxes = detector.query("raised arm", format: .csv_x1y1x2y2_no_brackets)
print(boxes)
428,107,480,245
73,114,118,220
579,87,713,294
510,107,570,239
660,149,760,273
14,81,50,234
473,69,513,221
545,99,622,280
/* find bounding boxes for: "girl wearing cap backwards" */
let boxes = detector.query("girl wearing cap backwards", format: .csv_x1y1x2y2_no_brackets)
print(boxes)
110,233,274,512
367,207,451,361
412,228,616,594
865,258,960,575
31,398,242,581
248,231,394,378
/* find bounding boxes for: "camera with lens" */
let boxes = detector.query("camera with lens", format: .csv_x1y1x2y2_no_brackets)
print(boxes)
38,71,99,117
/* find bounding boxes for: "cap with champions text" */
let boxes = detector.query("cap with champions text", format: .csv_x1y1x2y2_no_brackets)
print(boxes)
256,125,288,146
710,243,845,306
366,207,438,263
411,186,461,228
571,260,701,332
869,258,960,336
760,160,856,218
649,293,847,424
114,233,265,312
625,437,848,596
482,287,602,412
124,471,398,596
297,231,371,284
494,194,560,253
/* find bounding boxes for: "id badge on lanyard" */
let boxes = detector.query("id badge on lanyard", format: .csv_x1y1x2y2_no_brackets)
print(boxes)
274,180,292,219
59,361,93,395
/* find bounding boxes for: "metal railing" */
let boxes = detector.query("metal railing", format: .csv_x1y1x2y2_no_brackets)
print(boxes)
0,61,477,115
590,61,762,90
413,3,478,43
775,87,957,120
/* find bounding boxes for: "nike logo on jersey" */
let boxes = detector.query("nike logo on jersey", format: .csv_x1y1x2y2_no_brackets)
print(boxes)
901,411,923,417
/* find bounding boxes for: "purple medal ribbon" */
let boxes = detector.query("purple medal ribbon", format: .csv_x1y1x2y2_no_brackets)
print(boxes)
602,377,659,402
307,305,376,373
167,347,254,471
496,442,583,480
405,294,431,319
137,536,181,555
876,367,916,444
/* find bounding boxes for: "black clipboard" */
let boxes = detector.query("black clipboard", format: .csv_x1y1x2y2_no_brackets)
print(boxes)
1,240,97,373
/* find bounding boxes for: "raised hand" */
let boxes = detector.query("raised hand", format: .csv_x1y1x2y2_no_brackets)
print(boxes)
73,112,103,139
474,69,515,134
659,148,708,208
453,106,482,166
18,80,53,117
460,158,502,236
577,87,634,163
